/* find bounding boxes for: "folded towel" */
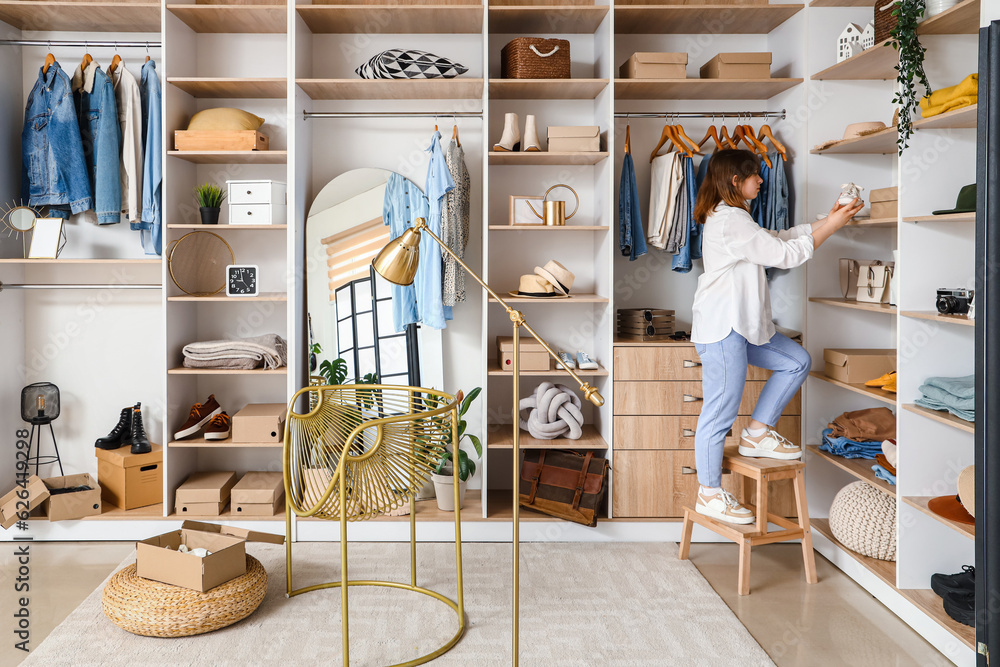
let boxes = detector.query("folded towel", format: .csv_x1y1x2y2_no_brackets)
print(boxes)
183,356,262,370
914,396,974,422
920,74,978,118
920,96,976,119
182,334,287,370
923,374,974,399
918,383,974,412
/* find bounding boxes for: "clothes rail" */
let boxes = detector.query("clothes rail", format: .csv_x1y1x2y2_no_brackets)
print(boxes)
0,282,161,292
304,111,483,120
0,40,161,48
614,110,785,119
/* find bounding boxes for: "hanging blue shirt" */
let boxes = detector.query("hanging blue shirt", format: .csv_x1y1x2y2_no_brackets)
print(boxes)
137,59,162,255
423,130,455,325
383,173,427,332
750,156,770,228
765,151,789,232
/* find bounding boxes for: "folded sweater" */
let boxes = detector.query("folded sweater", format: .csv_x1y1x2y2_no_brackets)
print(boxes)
920,74,978,118
182,333,287,370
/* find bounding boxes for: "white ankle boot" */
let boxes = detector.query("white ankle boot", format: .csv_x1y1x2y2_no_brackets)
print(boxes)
523,114,541,152
494,112,520,152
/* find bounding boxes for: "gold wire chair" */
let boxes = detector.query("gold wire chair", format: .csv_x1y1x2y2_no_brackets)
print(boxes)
283,384,466,666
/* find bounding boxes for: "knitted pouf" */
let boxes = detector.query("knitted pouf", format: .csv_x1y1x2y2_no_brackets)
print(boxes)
102,555,268,637
829,481,897,561
518,381,584,439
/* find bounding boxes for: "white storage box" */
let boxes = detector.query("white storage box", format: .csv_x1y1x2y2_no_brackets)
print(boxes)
226,180,287,225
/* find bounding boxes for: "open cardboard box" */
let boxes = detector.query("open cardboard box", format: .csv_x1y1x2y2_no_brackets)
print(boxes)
41,472,102,521
137,520,284,592
0,476,50,530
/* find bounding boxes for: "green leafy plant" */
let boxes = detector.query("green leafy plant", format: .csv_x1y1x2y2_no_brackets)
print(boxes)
434,387,483,482
888,0,932,153
194,183,227,208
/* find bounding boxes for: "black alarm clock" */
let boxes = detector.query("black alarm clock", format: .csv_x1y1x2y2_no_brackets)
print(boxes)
226,264,259,297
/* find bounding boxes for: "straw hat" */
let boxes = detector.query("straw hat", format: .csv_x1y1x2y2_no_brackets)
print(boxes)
534,260,575,296
844,121,887,139
509,274,568,298
958,465,975,518
927,465,975,526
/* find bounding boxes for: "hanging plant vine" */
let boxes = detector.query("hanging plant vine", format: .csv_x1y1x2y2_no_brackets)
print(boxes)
888,0,932,153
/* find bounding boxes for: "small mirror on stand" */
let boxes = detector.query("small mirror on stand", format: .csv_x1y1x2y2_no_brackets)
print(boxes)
1,202,43,258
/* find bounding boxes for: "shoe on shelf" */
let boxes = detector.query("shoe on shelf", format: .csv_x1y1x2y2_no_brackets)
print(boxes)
695,488,755,525
556,351,576,370
493,112,521,152
130,403,151,455
174,394,223,440
883,376,897,393
941,589,975,628
522,114,541,152
864,371,896,387
576,351,599,370
95,407,132,450
739,428,802,460
932,565,975,598
204,412,231,441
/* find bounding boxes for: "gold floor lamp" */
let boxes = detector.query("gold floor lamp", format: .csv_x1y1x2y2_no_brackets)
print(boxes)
373,216,604,666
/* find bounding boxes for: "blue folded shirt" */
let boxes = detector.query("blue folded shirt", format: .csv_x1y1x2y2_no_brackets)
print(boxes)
819,428,883,460
924,374,974,400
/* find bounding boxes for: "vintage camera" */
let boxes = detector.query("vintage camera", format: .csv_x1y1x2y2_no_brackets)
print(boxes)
936,288,974,315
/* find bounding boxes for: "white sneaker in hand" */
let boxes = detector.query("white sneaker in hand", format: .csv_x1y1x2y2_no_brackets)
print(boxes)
739,428,802,460
696,488,755,525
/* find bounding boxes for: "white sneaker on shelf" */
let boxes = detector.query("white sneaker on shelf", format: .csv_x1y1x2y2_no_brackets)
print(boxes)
739,428,802,460
576,351,599,370
695,488,755,525
556,351,576,370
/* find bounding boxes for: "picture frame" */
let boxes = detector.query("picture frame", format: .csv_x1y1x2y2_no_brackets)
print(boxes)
28,217,64,259
508,195,544,226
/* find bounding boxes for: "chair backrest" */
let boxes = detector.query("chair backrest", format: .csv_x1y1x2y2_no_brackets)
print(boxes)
283,384,458,521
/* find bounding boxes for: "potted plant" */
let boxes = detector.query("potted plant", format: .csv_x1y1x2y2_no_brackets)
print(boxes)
887,0,932,153
431,387,482,511
195,183,226,224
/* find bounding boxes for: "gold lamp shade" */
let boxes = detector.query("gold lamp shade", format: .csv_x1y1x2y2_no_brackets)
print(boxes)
372,226,422,286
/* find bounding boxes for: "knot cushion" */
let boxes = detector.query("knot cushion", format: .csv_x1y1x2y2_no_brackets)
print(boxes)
518,382,585,439
829,481,897,561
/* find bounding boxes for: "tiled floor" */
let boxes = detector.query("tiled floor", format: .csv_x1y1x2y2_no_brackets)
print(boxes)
0,542,949,666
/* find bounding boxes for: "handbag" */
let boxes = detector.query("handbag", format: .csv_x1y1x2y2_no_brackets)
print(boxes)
519,449,609,527
856,261,894,304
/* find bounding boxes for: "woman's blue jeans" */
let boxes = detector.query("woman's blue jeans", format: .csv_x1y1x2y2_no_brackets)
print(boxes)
693,329,811,487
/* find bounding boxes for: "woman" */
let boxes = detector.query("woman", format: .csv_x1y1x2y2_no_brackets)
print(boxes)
691,149,863,525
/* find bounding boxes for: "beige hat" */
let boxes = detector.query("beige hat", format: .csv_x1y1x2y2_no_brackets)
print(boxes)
958,465,975,518
534,260,575,296
509,274,568,298
843,121,887,139
881,439,897,469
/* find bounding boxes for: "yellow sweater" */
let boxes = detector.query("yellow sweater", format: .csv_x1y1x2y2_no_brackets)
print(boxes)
920,74,978,118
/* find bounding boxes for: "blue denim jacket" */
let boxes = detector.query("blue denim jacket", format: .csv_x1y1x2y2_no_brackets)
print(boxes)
21,62,92,217
73,62,121,224
137,60,162,255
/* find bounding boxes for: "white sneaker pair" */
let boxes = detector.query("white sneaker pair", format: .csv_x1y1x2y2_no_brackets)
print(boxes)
557,351,599,371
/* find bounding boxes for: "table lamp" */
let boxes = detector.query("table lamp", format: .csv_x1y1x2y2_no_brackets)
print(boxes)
19,382,64,476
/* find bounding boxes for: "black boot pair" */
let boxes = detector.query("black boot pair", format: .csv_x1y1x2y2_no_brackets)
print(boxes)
932,565,975,628
95,403,151,454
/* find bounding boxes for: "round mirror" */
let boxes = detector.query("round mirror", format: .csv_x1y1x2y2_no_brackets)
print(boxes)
6,207,37,233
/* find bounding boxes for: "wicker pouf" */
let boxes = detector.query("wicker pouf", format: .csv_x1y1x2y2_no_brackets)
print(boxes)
102,555,267,637
829,481,897,561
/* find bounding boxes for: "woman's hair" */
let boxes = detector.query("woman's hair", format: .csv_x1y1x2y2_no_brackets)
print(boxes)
693,149,761,224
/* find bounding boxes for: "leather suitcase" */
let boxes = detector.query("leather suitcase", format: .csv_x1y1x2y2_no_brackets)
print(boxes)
519,449,609,526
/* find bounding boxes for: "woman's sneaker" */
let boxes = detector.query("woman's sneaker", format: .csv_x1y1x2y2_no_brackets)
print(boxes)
696,488,755,525
556,351,576,370
739,428,802,460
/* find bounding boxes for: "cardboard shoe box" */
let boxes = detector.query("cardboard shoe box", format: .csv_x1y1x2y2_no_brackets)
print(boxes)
497,336,551,372
824,348,896,384
232,403,286,443
137,520,284,592
96,443,163,510
700,52,772,79
232,472,285,516
0,476,50,530
870,187,899,219
175,471,237,516
42,473,102,521
620,52,688,79
547,126,601,152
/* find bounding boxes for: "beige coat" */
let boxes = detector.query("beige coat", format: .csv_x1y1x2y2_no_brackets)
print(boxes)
110,64,143,224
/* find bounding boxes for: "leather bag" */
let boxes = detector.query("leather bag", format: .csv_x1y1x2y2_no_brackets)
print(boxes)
840,259,894,302
856,261,894,304
519,450,609,527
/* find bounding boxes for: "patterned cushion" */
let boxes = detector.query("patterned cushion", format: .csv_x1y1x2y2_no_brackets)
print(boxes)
829,481,896,561
355,49,468,80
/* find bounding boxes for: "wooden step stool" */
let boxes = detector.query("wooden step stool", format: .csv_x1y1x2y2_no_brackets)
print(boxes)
678,445,818,595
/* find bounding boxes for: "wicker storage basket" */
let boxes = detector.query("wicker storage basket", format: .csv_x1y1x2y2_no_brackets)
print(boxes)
501,38,571,79
874,0,898,45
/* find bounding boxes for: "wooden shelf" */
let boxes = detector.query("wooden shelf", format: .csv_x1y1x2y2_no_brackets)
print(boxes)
900,310,975,327
489,78,608,100
615,78,802,100
489,151,609,165
487,361,608,377
809,297,897,315
169,506,285,521
914,104,977,130
807,445,895,497
169,438,282,448
847,216,897,228
167,367,288,375
167,4,287,33
902,496,975,539
903,212,975,223
168,292,287,302
488,423,608,450
297,4,482,33
812,518,896,587
0,258,159,265
808,0,871,6
813,40,897,80
809,371,896,406
902,403,975,433
917,0,978,34
167,78,287,99
168,150,287,164
0,1,160,32
811,126,898,155
488,5,608,32
167,224,287,230
487,225,609,231
614,4,803,34
490,293,608,303
296,78,483,100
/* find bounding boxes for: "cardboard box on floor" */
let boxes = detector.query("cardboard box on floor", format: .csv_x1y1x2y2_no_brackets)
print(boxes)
175,471,237,516
41,472,102,521
824,348,896,384
232,403,286,443
95,443,163,510
137,520,284,592
232,471,285,517
0,475,49,530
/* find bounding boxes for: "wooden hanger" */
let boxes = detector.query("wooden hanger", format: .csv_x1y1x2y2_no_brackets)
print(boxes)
42,52,56,75
697,117,724,152
144,43,150,63
718,119,738,149
108,54,122,76
650,118,693,162
673,121,702,157
757,123,788,160
741,121,772,168
451,115,460,147
81,41,93,70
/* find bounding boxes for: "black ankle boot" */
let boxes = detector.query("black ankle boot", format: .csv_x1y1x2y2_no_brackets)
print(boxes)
130,403,151,455
95,407,132,450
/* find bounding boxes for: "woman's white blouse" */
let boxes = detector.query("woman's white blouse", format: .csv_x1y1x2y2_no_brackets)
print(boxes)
691,203,814,345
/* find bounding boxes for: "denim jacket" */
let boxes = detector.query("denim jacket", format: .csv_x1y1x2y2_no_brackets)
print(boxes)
73,62,121,224
137,59,162,255
21,62,92,217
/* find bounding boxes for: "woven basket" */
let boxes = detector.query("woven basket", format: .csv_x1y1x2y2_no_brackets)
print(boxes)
102,555,268,637
874,0,898,45
501,38,571,79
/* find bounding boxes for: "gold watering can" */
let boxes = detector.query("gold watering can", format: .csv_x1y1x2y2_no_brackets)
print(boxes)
528,184,579,226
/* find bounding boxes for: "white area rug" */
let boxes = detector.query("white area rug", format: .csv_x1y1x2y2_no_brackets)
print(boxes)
24,542,773,666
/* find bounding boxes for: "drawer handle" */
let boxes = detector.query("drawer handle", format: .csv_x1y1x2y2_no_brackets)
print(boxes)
247,211,253,215
682,394,702,402
682,428,695,437
683,360,702,368
246,190,252,195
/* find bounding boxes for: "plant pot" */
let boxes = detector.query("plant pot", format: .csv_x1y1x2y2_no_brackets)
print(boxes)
415,477,437,501
200,207,221,224
432,474,467,511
